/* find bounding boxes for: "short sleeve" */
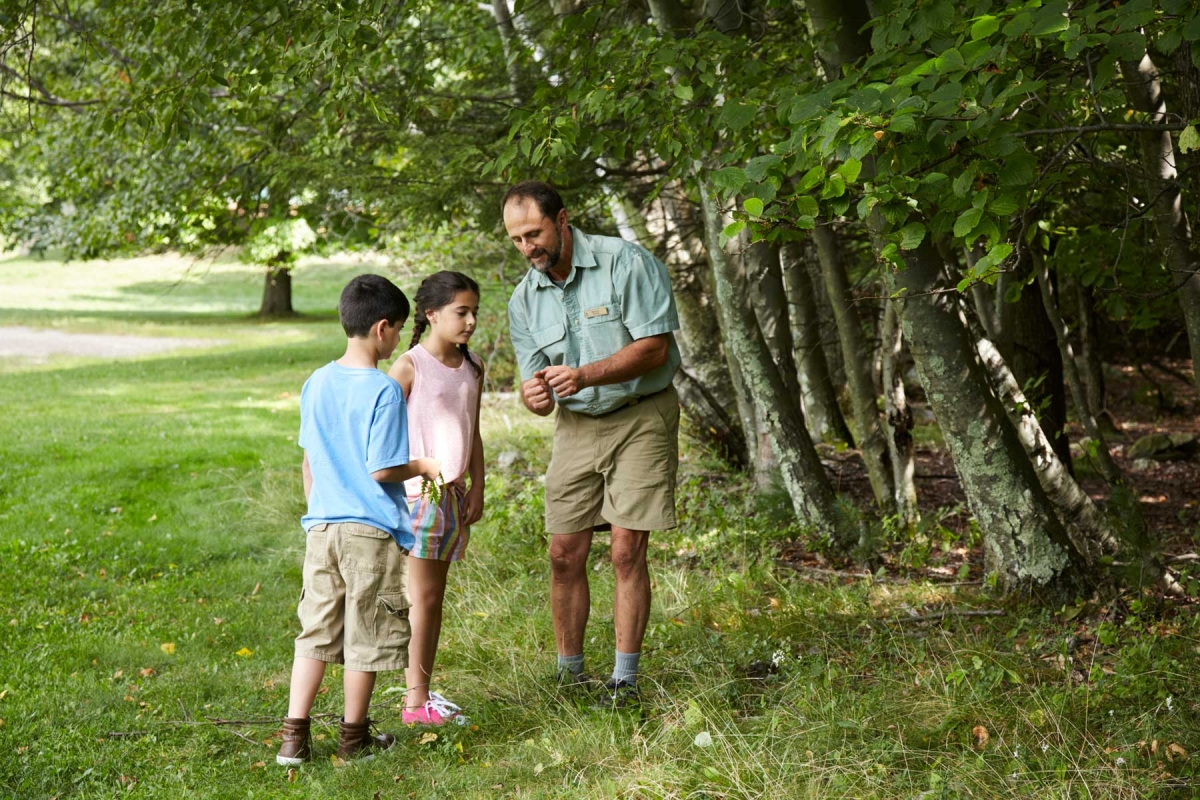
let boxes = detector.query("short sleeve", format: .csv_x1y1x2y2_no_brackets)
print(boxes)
365,393,409,472
617,246,680,340
508,296,550,382
297,377,312,449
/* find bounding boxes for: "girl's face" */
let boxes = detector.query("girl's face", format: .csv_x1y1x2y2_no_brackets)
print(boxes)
426,290,480,344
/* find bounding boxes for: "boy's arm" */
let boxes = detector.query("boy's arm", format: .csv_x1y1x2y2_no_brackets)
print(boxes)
302,451,313,501
371,456,440,484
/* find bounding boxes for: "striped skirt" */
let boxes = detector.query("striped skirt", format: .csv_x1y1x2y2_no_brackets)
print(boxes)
407,481,470,562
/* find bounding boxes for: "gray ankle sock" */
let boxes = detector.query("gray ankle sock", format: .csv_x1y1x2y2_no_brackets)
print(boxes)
612,651,640,685
558,653,584,677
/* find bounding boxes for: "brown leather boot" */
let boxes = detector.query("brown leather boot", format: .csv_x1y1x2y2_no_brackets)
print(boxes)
275,717,311,765
336,718,395,761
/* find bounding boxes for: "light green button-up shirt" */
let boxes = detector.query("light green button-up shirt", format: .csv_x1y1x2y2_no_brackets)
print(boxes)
507,227,681,416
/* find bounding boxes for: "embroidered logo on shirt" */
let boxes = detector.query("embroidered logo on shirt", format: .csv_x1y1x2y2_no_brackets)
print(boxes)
584,306,609,319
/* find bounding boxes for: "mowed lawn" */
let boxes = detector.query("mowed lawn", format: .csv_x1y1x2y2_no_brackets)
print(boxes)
0,252,1196,799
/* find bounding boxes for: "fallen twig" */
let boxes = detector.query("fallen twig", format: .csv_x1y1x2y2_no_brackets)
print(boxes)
775,560,982,587
105,731,147,739
879,609,1005,624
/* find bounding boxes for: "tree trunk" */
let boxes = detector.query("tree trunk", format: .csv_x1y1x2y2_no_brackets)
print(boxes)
993,252,1071,470
892,241,1092,598
259,265,294,317
969,320,1120,562
699,180,843,545
745,236,798,487
781,240,855,443
881,299,918,527
1121,52,1200,397
650,188,750,467
1032,248,1123,486
1075,281,1117,434
811,224,896,511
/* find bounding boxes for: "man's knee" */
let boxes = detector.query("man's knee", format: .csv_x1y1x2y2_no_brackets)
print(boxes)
610,541,647,579
549,538,589,576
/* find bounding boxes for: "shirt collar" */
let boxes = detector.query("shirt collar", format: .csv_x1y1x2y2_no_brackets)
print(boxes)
531,226,597,289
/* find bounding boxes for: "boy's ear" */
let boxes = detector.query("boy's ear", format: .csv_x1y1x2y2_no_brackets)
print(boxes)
371,318,390,340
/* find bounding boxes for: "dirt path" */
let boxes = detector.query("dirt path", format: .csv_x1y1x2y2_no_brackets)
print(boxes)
0,326,223,362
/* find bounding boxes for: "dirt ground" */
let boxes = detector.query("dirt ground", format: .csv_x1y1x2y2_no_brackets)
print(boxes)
783,358,1200,585
0,326,222,363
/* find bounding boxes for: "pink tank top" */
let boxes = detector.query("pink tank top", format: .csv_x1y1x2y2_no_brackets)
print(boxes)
402,343,482,500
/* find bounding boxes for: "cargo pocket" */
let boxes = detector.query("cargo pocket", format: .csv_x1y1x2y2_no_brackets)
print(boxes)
304,524,329,567
375,592,412,646
341,523,392,574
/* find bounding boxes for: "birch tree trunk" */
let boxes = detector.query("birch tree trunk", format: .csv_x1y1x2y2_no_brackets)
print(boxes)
1121,52,1200,397
993,258,1071,469
651,189,750,467
781,240,855,443
891,241,1092,597
699,181,844,545
812,224,896,511
881,299,919,527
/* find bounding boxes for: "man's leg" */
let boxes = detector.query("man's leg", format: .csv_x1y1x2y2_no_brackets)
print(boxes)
549,530,593,674
610,525,650,685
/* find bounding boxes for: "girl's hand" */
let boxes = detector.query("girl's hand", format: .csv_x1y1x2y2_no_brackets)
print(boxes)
419,457,442,483
463,483,485,526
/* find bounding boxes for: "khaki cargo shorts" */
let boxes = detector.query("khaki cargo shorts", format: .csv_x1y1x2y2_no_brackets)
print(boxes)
545,385,680,534
294,522,411,672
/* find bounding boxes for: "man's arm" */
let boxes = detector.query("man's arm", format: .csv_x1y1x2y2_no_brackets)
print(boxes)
509,297,556,415
541,334,669,398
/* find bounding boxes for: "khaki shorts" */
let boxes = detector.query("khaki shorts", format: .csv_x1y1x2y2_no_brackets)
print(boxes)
294,522,411,672
545,385,680,534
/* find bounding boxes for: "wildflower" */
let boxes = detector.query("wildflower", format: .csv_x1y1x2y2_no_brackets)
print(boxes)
1115,757,1126,766
1041,742,1049,753
1166,696,1174,712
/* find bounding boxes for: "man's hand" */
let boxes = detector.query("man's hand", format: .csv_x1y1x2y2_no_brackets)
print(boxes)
521,373,556,415
541,365,586,398
463,482,485,526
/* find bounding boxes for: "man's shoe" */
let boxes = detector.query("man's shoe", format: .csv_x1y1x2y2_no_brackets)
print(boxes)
595,679,641,710
275,717,312,766
336,718,396,762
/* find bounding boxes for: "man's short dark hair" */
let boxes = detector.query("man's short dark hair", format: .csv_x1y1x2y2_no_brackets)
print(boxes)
502,181,564,221
338,274,410,337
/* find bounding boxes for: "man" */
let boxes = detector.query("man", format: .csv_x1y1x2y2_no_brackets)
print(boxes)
503,180,681,707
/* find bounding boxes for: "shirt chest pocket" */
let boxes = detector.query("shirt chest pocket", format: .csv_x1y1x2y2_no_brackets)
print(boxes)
531,320,569,366
580,298,632,360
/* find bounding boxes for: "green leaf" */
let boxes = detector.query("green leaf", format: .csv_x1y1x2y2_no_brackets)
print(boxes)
970,15,1000,40
796,215,816,230
899,222,927,250
745,155,783,182
1031,3,1070,37
887,114,917,134
674,84,694,102
718,101,758,131
711,167,746,195
837,158,863,184
953,168,975,198
954,208,984,238
796,165,825,193
821,174,847,199
1108,31,1146,61
935,48,964,73
795,196,820,217
722,220,745,239
989,195,1020,216
1003,11,1032,38
999,152,1037,186
972,189,990,210
1179,125,1200,155
743,198,764,217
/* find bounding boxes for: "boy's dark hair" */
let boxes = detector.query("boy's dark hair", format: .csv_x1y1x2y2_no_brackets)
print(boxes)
409,271,483,377
501,180,564,221
338,274,410,337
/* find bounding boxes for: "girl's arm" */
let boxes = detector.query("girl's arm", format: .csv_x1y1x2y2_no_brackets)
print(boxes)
465,367,486,524
386,353,415,398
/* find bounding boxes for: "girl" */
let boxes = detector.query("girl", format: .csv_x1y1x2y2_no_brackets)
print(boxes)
388,271,485,725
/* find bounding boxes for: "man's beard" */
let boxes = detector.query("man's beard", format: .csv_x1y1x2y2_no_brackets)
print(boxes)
529,240,562,273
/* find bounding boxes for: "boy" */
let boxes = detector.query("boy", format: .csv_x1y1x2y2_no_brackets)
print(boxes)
277,274,440,765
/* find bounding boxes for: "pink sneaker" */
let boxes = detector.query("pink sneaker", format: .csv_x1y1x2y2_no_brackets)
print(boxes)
402,693,468,726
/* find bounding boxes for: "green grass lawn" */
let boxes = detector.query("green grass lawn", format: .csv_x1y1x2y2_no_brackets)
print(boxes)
0,253,1196,798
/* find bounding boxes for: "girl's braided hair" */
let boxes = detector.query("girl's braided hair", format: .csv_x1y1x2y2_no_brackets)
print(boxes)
408,270,483,377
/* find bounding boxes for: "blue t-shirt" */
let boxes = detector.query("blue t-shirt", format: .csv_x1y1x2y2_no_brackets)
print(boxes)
298,362,413,550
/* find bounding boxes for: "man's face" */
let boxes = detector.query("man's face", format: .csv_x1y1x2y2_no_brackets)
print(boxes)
503,199,565,274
